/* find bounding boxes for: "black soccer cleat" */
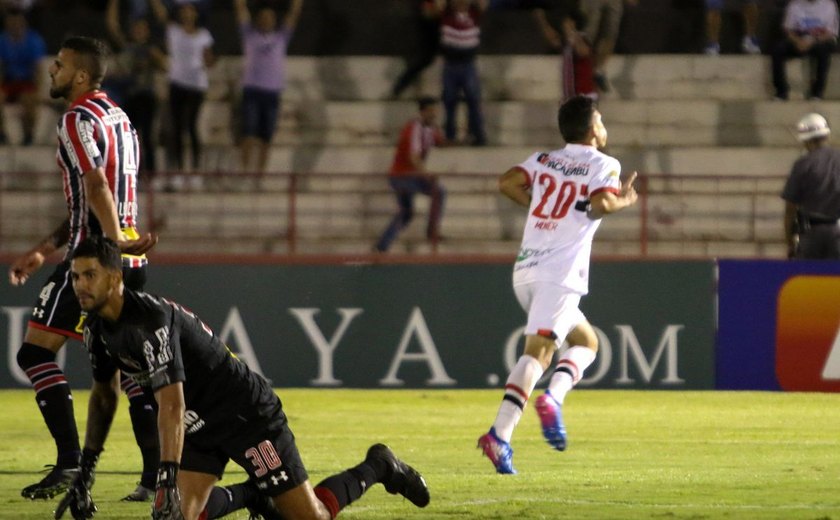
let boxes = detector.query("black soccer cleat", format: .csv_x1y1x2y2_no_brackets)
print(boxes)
366,443,430,508
21,465,79,500
121,483,154,502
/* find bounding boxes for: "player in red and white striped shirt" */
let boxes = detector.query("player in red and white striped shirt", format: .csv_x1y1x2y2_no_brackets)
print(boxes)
8,36,158,502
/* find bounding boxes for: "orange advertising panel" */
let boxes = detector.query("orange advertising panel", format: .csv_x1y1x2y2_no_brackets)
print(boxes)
776,276,840,392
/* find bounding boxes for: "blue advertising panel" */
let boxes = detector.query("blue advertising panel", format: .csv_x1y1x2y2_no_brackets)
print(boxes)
717,260,840,390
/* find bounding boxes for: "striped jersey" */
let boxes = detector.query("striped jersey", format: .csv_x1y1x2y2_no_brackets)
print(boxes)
440,6,481,62
511,144,621,294
56,90,143,265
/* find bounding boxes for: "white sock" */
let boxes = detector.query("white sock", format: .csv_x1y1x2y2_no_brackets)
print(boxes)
546,346,596,404
491,355,545,442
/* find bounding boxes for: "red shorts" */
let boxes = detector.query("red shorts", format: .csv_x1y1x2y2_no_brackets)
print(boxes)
2,80,37,102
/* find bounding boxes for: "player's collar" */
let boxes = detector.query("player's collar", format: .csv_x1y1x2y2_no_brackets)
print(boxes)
69,89,106,109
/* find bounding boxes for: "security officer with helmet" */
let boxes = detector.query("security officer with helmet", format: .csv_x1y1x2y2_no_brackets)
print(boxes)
782,112,840,259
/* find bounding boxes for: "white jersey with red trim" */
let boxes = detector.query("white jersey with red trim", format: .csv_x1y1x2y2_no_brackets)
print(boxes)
512,143,621,294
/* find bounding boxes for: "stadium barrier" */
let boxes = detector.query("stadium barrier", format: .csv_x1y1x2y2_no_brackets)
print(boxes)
0,261,716,390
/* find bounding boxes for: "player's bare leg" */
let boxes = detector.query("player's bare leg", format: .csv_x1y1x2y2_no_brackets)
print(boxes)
177,470,217,520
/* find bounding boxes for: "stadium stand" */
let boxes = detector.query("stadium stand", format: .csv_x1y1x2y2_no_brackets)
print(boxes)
0,53,831,258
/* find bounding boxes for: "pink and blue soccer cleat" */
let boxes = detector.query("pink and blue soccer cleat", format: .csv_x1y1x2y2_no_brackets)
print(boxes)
477,427,516,474
535,390,567,451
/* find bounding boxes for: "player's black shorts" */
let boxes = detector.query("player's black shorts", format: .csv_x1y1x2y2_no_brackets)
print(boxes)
180,416,309,497
29,260,147,340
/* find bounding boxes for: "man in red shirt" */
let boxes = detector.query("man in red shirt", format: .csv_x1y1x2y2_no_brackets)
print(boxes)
374,97,446,252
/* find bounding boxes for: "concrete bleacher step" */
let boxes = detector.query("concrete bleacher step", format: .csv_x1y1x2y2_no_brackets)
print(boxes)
0,143,799,176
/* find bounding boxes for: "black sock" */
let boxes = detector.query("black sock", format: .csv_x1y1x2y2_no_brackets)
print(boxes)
17,343,80,467
313,462,378,519
122,378,159,488
204,482,258,519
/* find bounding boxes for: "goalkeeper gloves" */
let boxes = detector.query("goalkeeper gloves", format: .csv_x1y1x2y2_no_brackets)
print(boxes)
152,461,184,520
54,448,99,520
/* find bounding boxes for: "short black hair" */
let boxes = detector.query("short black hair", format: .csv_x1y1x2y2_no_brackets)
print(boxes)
72,236,122,272
60,36,109,86
558,95,597,143
418,96,438,111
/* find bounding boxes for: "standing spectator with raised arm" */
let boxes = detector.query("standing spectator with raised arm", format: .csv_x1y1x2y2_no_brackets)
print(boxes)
431,0,488,146
106,0,167,177
235,0,302,175
771,0,838,101
0,8,45,145
391,0,440,99
150,0,215,186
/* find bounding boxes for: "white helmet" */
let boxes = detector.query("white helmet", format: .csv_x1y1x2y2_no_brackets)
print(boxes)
796,113,831,142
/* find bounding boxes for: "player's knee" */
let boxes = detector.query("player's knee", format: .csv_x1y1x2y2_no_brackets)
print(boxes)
16,342,55,371
568,323,599,351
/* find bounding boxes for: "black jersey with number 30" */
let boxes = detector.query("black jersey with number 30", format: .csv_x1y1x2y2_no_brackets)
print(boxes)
84,289,282,445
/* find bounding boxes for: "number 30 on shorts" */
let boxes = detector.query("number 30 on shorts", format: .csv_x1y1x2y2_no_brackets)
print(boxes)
245,440,283,477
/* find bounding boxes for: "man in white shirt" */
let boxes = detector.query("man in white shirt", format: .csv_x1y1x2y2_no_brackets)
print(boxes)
478,95,638,474
772,0,839,100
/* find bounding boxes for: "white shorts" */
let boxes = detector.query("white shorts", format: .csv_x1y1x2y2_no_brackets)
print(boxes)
514,281,586,341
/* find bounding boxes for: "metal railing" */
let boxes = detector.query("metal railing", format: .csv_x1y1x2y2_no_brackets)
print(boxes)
0,171,788,259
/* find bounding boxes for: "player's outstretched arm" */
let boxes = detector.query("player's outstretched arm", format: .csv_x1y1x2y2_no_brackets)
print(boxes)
499,167,531,207
9,219,69,286
589,171,638,219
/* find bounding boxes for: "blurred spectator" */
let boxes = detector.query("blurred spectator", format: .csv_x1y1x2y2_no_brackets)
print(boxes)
0,8,45,145
151,0,214,184
375,96,446,252
391,0,439,99
105,0,167,176
704,0,760,55
432,0,488,146
580,0,636,92
235,0,302,174
534,7,597,101
771,0,838,101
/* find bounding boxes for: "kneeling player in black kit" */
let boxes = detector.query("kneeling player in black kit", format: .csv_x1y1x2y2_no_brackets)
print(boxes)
56,236,430,520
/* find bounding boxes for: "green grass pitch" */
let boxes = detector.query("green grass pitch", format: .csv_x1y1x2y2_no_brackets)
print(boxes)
1,389,839,519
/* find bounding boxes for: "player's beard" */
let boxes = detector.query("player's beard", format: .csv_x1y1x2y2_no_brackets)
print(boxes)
49,81,72,100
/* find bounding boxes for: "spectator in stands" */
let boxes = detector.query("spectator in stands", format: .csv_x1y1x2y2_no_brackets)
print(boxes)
375,96,446,252
534,7,597,101
782,112,840,259
235,0,303,175
431,0,488,146
704,0,761,55
105,0,167,176
150,0,215,186
579,0,636,92
0,8,45,145
771,0,838,101
391,0,440,99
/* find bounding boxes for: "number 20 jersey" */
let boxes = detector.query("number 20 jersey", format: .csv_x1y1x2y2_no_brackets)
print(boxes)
512,143,621,295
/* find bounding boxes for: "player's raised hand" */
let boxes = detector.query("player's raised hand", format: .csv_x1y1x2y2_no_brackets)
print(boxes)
620,171,639,206
8,250,45,286
117,232,159,256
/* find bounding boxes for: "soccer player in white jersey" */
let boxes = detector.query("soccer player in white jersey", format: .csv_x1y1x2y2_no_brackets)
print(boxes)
478,95,638,474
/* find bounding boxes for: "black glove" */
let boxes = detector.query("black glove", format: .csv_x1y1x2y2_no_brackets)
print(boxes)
54,449,100,520
151,462,184,520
